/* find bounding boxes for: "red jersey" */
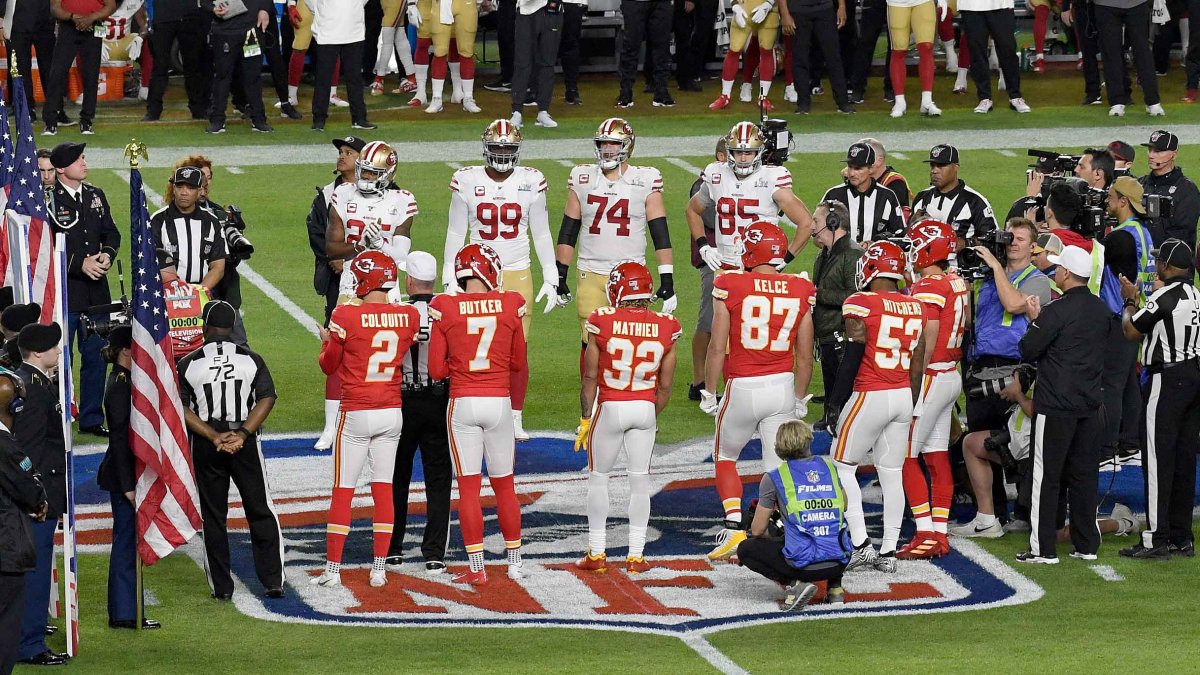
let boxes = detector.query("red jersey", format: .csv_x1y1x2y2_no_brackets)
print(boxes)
320,302,420,411
429,290,527,398
911,272,969,370
713,270,815,380
843,291,925,392
585,306,682,403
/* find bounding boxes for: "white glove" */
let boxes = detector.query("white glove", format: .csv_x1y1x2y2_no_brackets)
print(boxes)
699,245,723,271
936,0,947,21
360,222,384,250
731,3,748,28
535,280,559,314
750,1,772,24
700,390,720,416
442,280,459,296
661,292,678,314
407,1,422,27
794,393,812,420
128,34,144,59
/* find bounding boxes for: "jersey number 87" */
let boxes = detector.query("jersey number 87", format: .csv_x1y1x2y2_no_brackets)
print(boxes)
740,296,801,351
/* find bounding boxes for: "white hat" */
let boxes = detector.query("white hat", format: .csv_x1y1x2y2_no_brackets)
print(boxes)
1047,245,1092,278
405,251,437,282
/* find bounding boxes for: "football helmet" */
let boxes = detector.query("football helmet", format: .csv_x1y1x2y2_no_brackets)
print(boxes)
725,121,766,178
594,118,636,171
482,119,522,173
606,260,654,306
350,250,399,297
454,243,503,291
855,241,907,290
907,218,957,269
355,141,398,195
740,221,789,269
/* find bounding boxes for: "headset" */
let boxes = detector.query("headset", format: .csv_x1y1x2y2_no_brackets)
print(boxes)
0,366,25,415
819,200,848,232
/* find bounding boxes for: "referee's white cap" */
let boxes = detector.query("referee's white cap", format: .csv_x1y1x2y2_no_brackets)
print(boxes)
406,251,437,282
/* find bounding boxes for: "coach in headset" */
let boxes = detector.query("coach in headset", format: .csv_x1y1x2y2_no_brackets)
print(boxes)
809,200,863,430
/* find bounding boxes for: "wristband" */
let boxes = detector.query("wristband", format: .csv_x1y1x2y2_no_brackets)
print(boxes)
657,264,673,275
696,236,710,248
237,427,253,439
783,251,796,264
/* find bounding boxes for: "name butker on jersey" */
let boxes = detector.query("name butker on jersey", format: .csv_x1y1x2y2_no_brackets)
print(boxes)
585,306,682,403
713,271,815,379
568,164,663,274
330,182,419,248
451,166,548,270
910,273,970,368
842,291,926,391
696,162,792,267
324,303,421,411
429,291,527,398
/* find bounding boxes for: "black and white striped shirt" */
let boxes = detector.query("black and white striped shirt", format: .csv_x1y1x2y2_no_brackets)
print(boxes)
178,339,276,423
1130,280,1200,369
821,180,905,243
401,294,440,389
912,179,997,240
151,204,227,285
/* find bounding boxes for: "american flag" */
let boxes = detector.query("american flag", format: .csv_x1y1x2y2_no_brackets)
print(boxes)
7,75,56,323
0,89,17,285
128,165,203,565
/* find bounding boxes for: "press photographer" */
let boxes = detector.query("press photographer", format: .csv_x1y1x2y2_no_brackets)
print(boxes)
1138,131,1199,250
1009,153,1107,237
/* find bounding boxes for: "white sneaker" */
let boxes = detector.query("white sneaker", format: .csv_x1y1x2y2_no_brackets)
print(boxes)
425,98,443,114
739,83,752,102
920,100,942,116
1109,503,1141,536
535,111,558,127
783,84,797,103
330,95,350,108
974,99,994,114
510,111,523,129
507,563,527,580
513,410,530,441
462,98,481,113
1009,97,1031,113
1109,104,1126,117
310,571,342,587
314,431,334,451
945,45,958,73
889,98,907,118
369,569,387,587
1147,103,1166,116
950,517,1004,538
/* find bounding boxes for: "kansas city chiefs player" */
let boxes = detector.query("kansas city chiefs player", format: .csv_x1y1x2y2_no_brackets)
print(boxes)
898,219,970,560
702,222,815,561
429,244,528,586
828,241,927,573
442,119,558,442
575,262,680,575
687,121,812,273
556,118,676,371
318,141,417,451
314,251,420,589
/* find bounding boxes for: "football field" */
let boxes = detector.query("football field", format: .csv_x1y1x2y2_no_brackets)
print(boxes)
30,70,1200,673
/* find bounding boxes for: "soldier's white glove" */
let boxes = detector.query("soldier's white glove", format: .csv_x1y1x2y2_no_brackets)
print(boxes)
128,34,144,59
700,389,720,416
407,1,422,27
535,280,559,314
360,222,384,250
750,1,772,24
731,3,748,28
699,244,723,271
794,393,812,420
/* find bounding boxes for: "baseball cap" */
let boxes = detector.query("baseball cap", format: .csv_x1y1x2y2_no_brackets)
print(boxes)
1111,176,1146,214
1047,245,1093,278
1107,140,1135,163
1143,130,1179,152
202,301,237,329
170,166,204,188
1151,238,1195,270
405,251,438,282
1034,233,1064,256
844,142,876,168
924,144,960,165
332,136,367,153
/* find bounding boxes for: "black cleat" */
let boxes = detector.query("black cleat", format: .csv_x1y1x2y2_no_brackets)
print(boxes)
1120,543,1170,560
1169,542,1196,557
688,383,704,401
280,102,303,120
20,650,69,666
251,120,275,133
80,425,108,437
205,122,226,134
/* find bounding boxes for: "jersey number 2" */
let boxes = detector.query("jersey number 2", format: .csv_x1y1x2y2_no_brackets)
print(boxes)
366,330,400,382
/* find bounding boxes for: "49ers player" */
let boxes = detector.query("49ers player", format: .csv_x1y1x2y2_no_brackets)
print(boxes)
100,0,151,100
575,262,680,575
319,141,417,451
687,122,812,274
709,0,781,110
828,241,927,573
314,251,420,588
898,219,970,559
702,222,816,561
442,119,559,441
556,118,677,373
429,244,528,585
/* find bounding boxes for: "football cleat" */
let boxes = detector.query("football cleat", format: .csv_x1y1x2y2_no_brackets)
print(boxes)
535,111,558,127
896,532,943,560
758,97,774,113
513,410,531,441
369,569,387,587
576,551,608,572
707,528,747,561
314,431,334,451
783,84,797,102
369,81,384,96
1118,543,1170,560
425,98,444,114
873,552,897,573
452,568,489,585
1015,550,1060,564
1109,104,1126,117
1147,103,1166,117
1109,503,1140,536
384,556,404,573
330,94,350,107
935,532,951,556
394,76,418,94
920,101,942,116
889,98,906,118
506,563,527,580
408,95,427,108
1009,97,1032,113
625,556,652,574
462,98,482,114
780,581,818,612
846,542,878,571
709,94,732,110
1032,54,1046,74
310,571,342,587
426,560,448,575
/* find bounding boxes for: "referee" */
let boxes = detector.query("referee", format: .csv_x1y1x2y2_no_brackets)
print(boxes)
178,302,285,599
384,253,453,575
912,144,998,242
821,142,904,243
1117,239,1200,560
152,167,227,292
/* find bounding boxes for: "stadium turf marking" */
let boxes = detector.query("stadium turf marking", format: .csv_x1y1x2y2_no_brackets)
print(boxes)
996,150,1017,157
681,635,750,675
890,151,909,160
446,162,463,170
1089,565,1125,582
665,157,705,177
227,166,244,174
556,159,575,168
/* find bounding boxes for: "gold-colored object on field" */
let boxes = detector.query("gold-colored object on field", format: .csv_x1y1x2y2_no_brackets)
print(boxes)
124,140,149,168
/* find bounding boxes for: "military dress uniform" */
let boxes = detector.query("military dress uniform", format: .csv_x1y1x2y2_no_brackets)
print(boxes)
0,416,47,674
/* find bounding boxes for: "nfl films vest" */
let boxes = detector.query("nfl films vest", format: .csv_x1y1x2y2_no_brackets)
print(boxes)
770,456,852,568
1116,219,1156,304
974,265,1040,361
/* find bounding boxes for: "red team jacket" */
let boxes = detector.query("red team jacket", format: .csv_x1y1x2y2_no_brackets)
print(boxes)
429,291,528,398
842,291,925,392
713,270,816,380
585,306,682,403
319,302,420,411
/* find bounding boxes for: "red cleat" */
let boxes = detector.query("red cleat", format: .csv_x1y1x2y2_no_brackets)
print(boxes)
1032,55,1046,74
896,532,944,560
407,96,426,108
1184,89,1198,103
394,76,417,94
451,568,489,586
935,532,952,556
1076,57,1084,71
709,94,731,110
625,556,652,574
575,551,608,573
758,97,775,113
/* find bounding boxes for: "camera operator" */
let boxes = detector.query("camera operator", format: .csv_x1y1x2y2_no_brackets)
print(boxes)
1017,246,1114,564
809,200,863,430
1074,148,1116,191
308,137,364,325
1139,130,1200,251
912,144,998,242
152,167,227,293
820,142,905,244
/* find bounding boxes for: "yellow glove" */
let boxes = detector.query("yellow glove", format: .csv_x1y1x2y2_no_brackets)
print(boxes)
574,417,592,452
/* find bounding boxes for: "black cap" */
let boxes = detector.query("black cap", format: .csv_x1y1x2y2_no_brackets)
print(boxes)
18,322,61,352
332,136,366,153
1152,238,1194,270
49,142,86,169
106,325,133,351
1107,140,1135,162
1,303,41,333
924,144,960,165
0,287,13,313
1143,130,1179,152
202,301,236,329
844,142,876,168
170,166,204,188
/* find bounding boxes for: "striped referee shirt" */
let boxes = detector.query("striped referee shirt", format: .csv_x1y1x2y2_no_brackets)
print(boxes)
1130,279,1200,370
912,179,997,240
821,180,905,243
178,339,276,423
151,204,227,285
401,294,446,389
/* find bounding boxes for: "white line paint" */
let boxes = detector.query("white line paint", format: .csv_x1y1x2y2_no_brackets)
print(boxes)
665,157,704,176
890,151,909,160
680,635,750,675
556,159,575,168
227,166,244,174
1089,565,1125,582
997,150,1017,157
446,162,463,170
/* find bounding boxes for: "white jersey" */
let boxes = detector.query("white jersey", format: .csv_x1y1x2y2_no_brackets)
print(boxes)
449,165,548,270
695,161,791,267
568,164,663,275
103,0,143,40
331,182,418,248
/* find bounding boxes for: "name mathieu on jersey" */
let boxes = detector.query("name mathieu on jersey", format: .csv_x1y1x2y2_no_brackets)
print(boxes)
699,162,792,267
842,292,925,391
713,271,815,379
450,166,547,270
568,164,663,274
586,306,682,403
321,303,421,411
429,291,528,398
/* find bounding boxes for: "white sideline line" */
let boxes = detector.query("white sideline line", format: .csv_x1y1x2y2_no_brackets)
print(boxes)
890,151,909,160
997,150,1017,157
113,170,323,340
665,157,704,176
680,635,750,675
227,166,244,174
446,162,463,170
556,159,575,168
1089,565,1125,582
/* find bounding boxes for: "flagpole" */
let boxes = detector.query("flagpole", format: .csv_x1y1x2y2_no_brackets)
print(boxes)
127,141,148,633
54,232,79,657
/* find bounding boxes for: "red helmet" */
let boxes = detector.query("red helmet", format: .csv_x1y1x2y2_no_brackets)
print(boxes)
606,261,654,306
740,221,789,269
855,241,907,290
454,243,503,291
907,218,957,269
350,250,399,298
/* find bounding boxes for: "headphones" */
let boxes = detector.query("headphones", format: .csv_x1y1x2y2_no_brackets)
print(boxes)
0,367,25,415
820,200,847,232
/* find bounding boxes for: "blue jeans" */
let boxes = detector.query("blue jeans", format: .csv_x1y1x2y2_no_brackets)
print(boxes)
18,517,58,660
67,311,106,429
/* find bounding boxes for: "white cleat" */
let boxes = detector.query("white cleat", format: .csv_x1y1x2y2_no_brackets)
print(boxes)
507,563,527,580
974,98,994,114
510,111,523,129
513,410,531,441
462,97,482,113
846,542,878,571
1110,503,1141,536
783,84,797,103
330,95,350,108
451,89,463,104
739,83,752,102
314,431,334,451
535,111,558,127
1109,104,1126,117
1147,103,1166,116
873,553,897,573
920,101,942,116
369,569,387,587
425,98,444,114
1009,97,1032,113
889,99,907,118
310,571,342,587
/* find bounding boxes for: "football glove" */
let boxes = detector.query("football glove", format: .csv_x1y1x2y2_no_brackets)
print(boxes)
750,1,772,24
555,261,573,307
656,272,677,314
698,244,723,271
794,393,812,420
535,280,559,314
699,390,720,416
288,4,301,28
574,417,592,452
407,1,422,28
128,34,144,59
360,222,384,250
731,3,748,28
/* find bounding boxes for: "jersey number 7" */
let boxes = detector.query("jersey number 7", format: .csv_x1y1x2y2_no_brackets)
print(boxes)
467,316,497,371
740,296,802,351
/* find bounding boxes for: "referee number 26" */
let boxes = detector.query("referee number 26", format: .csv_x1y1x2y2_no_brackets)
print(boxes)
366,330,402,382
